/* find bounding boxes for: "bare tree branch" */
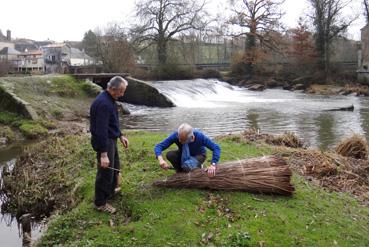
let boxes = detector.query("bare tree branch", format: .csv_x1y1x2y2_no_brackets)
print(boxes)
131,0,209,66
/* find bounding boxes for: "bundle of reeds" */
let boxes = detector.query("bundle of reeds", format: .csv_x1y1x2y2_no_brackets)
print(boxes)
335,134,368,160
153,156,294,196
266,132,303,148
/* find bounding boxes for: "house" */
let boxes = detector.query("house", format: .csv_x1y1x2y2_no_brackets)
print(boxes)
16,49,44,74
358,25,369,83
0,47,21,72
0,47,20,61
42,43,96,74
0,29,14,50
70,47,94,66
42,43,71,73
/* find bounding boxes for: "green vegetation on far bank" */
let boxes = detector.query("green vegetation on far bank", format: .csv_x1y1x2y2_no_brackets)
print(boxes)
5,131,367,246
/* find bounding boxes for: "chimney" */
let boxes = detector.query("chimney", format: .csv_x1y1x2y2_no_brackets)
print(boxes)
6,30,11,41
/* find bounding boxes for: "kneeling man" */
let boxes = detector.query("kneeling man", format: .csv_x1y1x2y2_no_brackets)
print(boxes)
154,123,221,177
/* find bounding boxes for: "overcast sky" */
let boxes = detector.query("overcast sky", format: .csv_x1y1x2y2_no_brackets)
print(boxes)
0,0,365,42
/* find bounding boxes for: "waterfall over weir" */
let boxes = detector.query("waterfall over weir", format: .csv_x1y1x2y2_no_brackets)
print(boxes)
152,79,287,108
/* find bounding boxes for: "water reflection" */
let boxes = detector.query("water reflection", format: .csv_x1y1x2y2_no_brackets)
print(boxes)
316,114,335,150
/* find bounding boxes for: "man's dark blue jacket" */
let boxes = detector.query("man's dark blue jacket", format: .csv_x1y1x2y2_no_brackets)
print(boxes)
154,129,221,164
90,91,121,152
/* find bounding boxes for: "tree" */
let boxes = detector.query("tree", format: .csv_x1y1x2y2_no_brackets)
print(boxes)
307,0,355,81
95,25,136,72
364,0,369,24
82,30,99,60
229,0,285,76
290,18,316,69
132,0,208,67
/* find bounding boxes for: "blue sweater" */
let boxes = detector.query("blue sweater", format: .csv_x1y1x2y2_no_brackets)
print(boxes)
154,130,221,164
90,91,122,152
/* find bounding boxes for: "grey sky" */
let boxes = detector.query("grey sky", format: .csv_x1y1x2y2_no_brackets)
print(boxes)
0,0,365,42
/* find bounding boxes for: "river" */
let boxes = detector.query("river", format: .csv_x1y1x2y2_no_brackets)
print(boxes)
123,79,367,149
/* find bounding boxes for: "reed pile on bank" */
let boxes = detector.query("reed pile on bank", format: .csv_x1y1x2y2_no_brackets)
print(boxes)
287,149,369,204
0,135,93,218
218,129,304,149
266,132,304,148
154,156,294,196
335,134,368,160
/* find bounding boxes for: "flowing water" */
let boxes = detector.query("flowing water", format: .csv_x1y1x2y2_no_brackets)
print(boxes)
1,78,369,246
123,79,369,149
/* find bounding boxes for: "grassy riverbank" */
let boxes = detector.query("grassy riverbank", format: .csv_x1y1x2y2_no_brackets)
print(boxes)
0,75,100,120
0,75,100,144
9,131,365,247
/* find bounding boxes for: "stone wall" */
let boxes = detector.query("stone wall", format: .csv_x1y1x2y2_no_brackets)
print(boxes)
0,86,39,120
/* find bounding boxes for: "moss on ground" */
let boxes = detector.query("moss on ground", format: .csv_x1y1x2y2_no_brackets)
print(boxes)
3,131,365,247
18,121,48,139
0,111,53,140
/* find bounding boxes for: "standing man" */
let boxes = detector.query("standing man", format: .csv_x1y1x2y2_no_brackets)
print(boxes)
90,76,129,214
154,123,221,177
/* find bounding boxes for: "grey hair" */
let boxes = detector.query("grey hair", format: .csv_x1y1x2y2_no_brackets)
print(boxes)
107,76,128,89
178,123,193,137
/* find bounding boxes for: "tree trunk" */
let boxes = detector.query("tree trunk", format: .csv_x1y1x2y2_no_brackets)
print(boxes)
243,30,256,78
324,40,331,82
157,38,167,66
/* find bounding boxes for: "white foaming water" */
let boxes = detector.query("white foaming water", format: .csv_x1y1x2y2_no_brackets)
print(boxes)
153,79,294,108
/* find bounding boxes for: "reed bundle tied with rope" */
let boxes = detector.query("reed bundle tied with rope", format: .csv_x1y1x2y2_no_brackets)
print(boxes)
153,155,294,196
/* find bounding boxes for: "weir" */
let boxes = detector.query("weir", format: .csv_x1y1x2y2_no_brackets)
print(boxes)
73,73,175,107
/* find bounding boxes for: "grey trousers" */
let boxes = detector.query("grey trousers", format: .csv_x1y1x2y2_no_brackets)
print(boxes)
94,139,120,207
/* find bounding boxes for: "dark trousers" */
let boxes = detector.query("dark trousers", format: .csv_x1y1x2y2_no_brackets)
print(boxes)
166,150,206,172
94,139,120,207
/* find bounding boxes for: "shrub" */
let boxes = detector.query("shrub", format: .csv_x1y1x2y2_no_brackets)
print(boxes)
151,63,194,80
51,108,64,120
79,81,102,97
196,69,222,79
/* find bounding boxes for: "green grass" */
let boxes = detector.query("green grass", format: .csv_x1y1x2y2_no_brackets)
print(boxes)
36,131,369,247
0,111,22,125
18,120,48,139
0,111,50,139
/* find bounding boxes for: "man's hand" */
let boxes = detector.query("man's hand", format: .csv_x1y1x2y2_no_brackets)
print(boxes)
120,135,129,149
100,153,110,169
158,155,170,170
206,164,216,177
